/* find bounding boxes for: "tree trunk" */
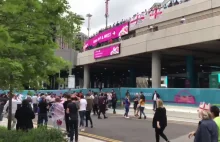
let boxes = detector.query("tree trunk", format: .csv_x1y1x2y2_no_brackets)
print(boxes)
7,85,13,130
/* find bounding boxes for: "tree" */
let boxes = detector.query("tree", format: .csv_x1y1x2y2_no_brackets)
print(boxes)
0,0,83,130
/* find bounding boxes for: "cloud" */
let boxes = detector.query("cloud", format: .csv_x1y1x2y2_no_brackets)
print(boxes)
68,0,163,35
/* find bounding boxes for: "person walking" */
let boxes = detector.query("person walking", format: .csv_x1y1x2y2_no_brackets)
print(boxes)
15,99,35,131
49,97,64,130
98,93,107,119
210,105,220,141
79,95,87,131
85,94,93,128
124,94,130,119
63,94,72,133
93,93,99,115
3,94,21,129
37,96,49,127
152,99,170,142
152,91,160,111
188,103,218,142
112,92,117,114
32,94,38,114
138,94,146,119
67,96,79,142
133,93,139,117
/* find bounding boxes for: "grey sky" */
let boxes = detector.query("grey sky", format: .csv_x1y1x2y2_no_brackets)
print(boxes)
68,0,163,35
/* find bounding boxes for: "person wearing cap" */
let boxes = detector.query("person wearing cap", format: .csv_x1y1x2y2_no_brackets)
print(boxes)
210,106,220,142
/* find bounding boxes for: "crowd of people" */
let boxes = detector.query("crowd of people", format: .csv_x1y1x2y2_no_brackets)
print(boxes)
123,90,220,142
88,0,190,40
1,87,220,142
0,90,118,142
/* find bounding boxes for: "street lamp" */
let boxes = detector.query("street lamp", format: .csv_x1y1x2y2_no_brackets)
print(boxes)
105,0,110,28
86,13,92,37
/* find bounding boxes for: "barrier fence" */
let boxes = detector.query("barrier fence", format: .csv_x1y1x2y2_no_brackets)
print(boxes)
1,88,220,107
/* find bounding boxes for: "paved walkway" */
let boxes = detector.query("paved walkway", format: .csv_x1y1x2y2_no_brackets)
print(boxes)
31,111,197,142
130,103,198,113
0,118,103,142
0,104,199,142
116,104,199,123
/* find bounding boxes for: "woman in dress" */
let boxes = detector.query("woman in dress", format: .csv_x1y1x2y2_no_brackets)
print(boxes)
152,99,170,142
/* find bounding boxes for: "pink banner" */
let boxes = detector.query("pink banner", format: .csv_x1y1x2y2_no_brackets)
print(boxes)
94,44,120,59
84,23,129,51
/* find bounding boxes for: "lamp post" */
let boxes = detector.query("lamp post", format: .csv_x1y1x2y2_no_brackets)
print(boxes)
105,0,110,28
86,13,92,37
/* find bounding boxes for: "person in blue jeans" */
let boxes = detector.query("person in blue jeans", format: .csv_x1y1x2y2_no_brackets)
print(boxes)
124,94,130,118
79,95,87,132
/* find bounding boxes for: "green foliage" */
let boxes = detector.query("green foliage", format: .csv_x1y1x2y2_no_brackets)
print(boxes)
0,0,82,129
0,127,67,142
0,0,82,90
73,37,83,51
56,77,65,84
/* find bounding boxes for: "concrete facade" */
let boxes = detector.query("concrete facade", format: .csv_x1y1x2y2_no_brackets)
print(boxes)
77,15,220,65
55,48,78,68
77,0,220,66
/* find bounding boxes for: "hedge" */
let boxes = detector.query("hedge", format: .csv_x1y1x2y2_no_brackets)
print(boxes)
0,127,67,142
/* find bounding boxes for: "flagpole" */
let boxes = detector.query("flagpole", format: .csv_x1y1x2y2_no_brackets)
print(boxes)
105,0,110,28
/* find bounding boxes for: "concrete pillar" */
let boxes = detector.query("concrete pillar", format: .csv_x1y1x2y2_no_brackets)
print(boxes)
83,65,90,88
186,56,197,88
152,52,161,88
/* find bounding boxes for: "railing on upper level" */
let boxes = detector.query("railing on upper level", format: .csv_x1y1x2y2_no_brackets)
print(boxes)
82,0,219,52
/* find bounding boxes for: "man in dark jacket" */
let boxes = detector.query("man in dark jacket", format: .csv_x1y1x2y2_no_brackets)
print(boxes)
63,95,71,133
38,96,49,127
98,93,107,119
15,99,35,131
112,91,117,114
93,93,99,115
86,94,93,128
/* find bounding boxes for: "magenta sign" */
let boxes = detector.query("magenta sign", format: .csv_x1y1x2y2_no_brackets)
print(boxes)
84,23,129,51
94,44,120,59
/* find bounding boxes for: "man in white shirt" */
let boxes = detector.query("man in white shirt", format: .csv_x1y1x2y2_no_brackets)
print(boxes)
79,95,87,131
32,95,38,113
3,95,21,129
152,91,160,111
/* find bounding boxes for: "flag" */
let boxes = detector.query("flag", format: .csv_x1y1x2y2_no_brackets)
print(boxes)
149,8,163,19
130,13,146,27
137,12,145,24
